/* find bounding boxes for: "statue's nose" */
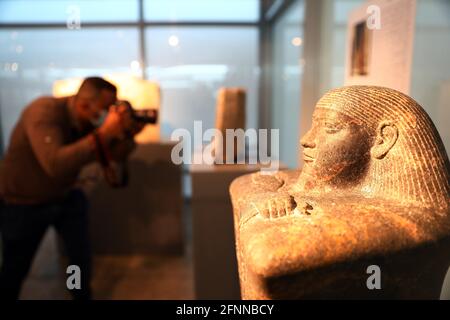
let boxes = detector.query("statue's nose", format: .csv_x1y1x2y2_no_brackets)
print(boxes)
300,130,316,148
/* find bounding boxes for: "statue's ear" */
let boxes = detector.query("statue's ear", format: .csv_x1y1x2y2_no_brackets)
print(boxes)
371,121,398,159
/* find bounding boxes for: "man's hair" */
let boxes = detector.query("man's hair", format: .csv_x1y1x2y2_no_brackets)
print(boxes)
77,77,117,97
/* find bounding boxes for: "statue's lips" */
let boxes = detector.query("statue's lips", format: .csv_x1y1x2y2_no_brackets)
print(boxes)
303,153,315,163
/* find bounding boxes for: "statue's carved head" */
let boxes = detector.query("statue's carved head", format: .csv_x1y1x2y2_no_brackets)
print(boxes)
296,86,450,209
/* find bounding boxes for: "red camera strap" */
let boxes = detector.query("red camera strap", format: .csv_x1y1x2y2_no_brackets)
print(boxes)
92,131,127,188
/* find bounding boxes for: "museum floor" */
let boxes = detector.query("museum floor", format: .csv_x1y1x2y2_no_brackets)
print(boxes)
20,228,194,300
19,202,194,300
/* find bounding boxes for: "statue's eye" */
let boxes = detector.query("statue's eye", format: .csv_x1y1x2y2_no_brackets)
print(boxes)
324,122,342,133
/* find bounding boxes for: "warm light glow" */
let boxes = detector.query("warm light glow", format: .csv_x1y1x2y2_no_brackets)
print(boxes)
52,78,83,97
52,75,161,143
11,62,18,72
168,35,179,47
291,37,303,47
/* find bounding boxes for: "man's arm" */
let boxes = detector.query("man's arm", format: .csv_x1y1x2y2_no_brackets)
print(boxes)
109,138,136,162
24,100,96,183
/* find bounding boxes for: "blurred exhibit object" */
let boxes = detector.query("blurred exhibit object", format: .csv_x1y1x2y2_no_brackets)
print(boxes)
213,87,246,164
345,0,416,94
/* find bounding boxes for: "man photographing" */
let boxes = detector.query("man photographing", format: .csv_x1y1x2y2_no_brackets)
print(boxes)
0,77,144,299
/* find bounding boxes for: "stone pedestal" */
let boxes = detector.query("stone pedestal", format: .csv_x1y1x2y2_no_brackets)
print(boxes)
86,141,183,254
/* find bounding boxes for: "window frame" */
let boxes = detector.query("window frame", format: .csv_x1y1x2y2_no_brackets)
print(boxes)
0,0,301,152
0,0,262,80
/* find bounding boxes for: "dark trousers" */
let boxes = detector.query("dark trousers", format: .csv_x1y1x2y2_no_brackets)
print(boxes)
0,189,92,300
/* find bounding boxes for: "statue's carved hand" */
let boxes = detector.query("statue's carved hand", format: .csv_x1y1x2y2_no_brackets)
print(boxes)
249,192,297,219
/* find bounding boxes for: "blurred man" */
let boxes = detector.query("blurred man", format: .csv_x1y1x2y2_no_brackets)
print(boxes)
0,77,143,300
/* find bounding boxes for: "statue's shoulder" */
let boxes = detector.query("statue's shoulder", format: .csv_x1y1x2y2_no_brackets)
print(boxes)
230,169,300,198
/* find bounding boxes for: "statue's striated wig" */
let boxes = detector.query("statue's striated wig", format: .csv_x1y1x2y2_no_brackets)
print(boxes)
315,86,450,209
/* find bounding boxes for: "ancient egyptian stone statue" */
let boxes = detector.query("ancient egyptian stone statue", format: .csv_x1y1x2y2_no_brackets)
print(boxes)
230,86,450,299
213,88,246,164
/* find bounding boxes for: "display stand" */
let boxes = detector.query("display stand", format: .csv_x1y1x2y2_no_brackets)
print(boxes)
86,141,183,254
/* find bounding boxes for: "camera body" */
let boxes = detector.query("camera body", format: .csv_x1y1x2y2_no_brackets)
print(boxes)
131,109,158,125
115,100,158,125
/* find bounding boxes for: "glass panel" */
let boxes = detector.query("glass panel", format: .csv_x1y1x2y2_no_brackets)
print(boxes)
270,0,305,168
145,26,259,139
0,28,140,147
300,0,449,159
329,0,365,92
324,0,450,157
411,0,450,157
144,0,260,22
0,0,139,23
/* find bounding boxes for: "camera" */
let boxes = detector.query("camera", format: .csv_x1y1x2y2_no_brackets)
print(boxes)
115,100,158,125
130,108,158,124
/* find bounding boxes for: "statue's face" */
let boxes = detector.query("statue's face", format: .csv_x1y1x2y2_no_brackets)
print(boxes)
299,108,372,189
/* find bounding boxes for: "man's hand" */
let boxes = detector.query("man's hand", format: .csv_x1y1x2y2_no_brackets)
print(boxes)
110,138,136,162
116,103,146,138
97,106,124,143
98,103,145,144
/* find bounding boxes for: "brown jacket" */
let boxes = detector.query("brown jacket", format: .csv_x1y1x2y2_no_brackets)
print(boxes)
0,96,95,205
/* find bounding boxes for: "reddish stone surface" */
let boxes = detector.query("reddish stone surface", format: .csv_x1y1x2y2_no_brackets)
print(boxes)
230,86,450,299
